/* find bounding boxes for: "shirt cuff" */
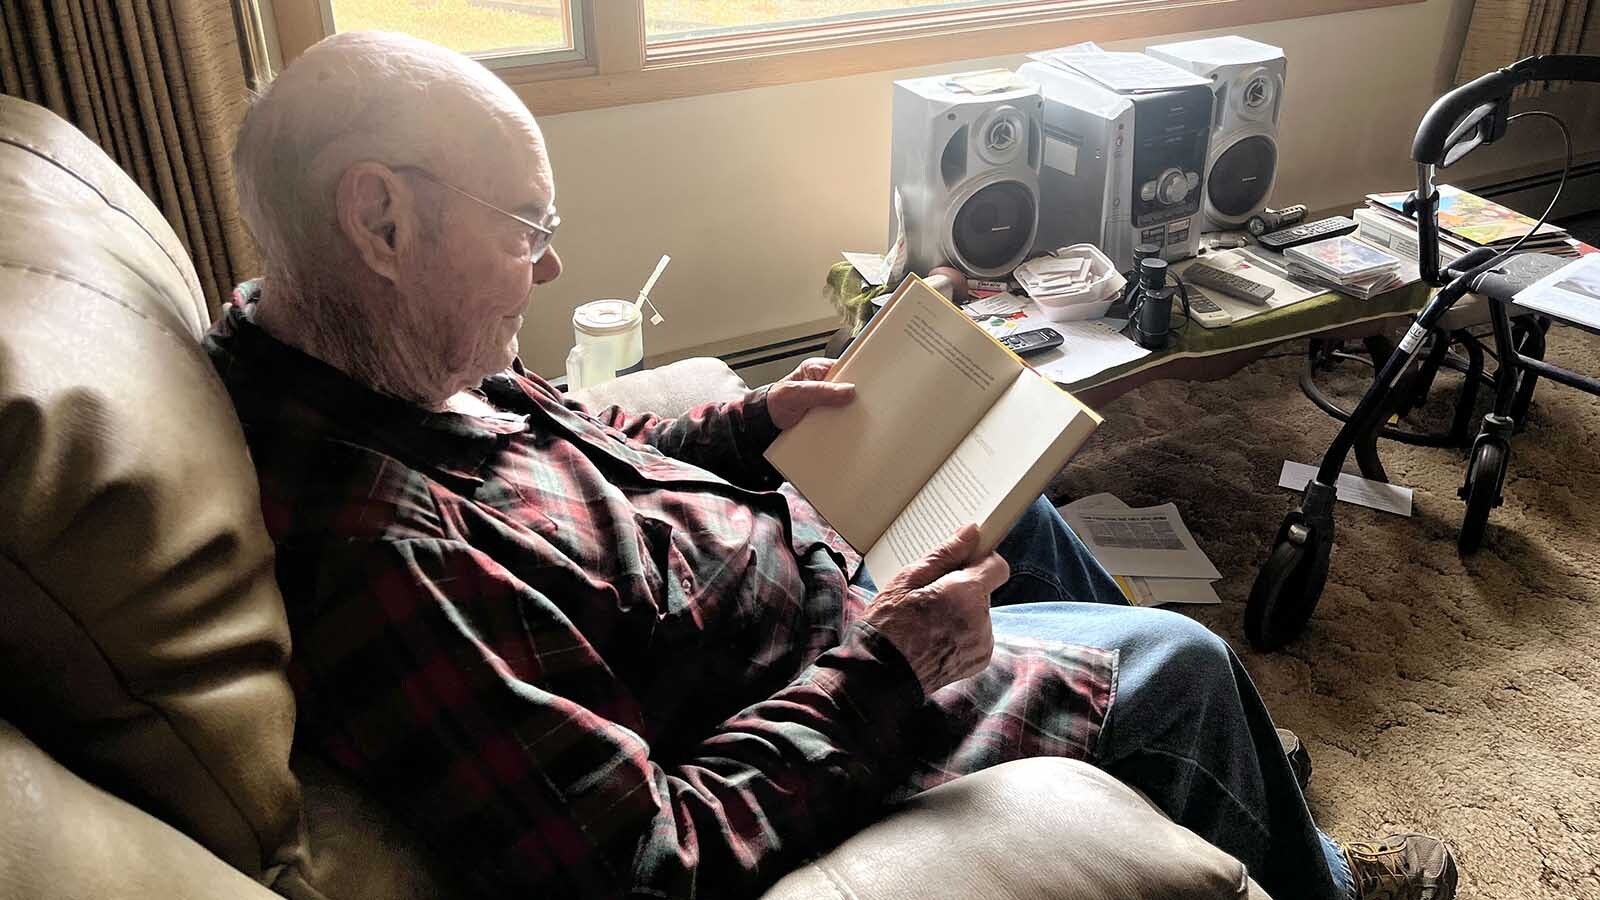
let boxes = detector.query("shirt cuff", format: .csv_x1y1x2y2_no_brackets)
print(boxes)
738,384,781,451
805,619,928,756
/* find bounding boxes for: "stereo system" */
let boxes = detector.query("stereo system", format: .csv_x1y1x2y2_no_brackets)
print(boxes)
888,74,1043,279
887,37,1286,279
1018,50,1213,272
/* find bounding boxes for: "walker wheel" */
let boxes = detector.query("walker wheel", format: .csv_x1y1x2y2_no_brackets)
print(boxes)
1246,521,1332,651
1458,441,1507,555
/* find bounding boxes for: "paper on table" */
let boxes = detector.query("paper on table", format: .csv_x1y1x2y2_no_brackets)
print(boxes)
964,293,1031,317
1278,460,1413,517
1514,253,1600,330
841,251,889,286
979,301,1150,384
1178,248,1322,323
1060,493,1221,606
1060,502,1222,579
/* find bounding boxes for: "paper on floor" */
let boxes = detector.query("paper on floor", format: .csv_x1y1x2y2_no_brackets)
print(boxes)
1058,493,1221,605
1059,501,1222,580
1113,575,1222,607
1278,460,1413,517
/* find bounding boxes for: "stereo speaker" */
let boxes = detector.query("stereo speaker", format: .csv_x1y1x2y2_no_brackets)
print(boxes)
889,74,1043,278
1147,36,1286,229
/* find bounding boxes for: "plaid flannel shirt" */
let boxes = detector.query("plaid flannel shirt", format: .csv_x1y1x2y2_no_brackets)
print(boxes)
205,291,1115,899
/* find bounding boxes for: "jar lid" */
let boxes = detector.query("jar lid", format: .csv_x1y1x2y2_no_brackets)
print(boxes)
573,299,641,336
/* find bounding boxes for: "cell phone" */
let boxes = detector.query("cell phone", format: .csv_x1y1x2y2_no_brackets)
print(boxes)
998,328,1064,357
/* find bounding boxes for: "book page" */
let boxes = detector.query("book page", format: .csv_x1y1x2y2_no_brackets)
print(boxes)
765,278,1018,551
865,368,1100,580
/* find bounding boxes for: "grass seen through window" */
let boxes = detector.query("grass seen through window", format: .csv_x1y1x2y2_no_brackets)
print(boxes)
328,1,996,55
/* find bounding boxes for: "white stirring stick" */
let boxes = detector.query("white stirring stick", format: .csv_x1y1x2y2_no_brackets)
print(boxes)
635,254,670,325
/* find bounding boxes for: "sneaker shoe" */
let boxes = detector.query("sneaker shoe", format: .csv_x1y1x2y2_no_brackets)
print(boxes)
1343,833,1459,900
1277,727,1312,790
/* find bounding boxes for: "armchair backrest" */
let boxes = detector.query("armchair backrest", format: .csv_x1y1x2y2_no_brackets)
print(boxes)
0,95,313,893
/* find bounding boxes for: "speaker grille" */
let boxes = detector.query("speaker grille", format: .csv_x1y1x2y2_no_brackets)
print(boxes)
951,180,1035,273
1208,135,1277,219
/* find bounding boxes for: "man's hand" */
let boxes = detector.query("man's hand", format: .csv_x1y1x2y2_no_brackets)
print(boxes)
862,526,1008,695
767,357,855,431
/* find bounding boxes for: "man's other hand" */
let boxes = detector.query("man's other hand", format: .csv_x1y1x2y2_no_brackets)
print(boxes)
768,358,855,430
862,525,1007,695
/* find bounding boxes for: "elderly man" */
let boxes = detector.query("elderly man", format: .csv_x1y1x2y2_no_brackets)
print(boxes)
206,31,1456,900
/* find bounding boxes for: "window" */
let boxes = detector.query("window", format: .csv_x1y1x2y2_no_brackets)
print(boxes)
267,0,1422,113
320,0,581,64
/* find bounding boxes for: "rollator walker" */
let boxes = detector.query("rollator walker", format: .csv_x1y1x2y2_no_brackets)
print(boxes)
1247,54,1600,651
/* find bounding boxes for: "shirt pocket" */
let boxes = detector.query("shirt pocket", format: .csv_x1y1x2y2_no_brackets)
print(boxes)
633,514,700,622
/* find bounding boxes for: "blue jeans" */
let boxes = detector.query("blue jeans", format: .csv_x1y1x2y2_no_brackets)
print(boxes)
856,497,1354,900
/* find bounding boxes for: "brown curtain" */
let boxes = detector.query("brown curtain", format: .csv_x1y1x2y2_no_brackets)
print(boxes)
1456,0,1600,97
0,0,261,315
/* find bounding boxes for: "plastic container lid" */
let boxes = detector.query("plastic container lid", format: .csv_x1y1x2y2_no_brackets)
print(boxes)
573,299,641,337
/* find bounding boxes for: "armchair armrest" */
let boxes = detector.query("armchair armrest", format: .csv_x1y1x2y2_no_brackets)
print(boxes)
760,757,1272,900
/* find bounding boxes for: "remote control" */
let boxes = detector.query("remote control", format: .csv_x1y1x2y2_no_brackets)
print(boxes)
1183,288,1233,329
1256,215,1359,251
999,327,1064,357
1184,263,1276,305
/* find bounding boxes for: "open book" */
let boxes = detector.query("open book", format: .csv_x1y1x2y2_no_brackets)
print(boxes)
765,276,1102,581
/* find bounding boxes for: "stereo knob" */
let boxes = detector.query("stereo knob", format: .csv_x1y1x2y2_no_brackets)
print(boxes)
1157,168,1190,205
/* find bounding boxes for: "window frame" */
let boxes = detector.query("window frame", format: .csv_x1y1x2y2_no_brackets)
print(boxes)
267,0,1423,115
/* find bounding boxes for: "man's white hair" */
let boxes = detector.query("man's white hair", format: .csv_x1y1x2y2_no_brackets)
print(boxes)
233,31,537,300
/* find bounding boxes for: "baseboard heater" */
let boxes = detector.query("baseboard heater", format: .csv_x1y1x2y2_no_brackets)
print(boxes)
718,328,838,386
1473,158,1600,221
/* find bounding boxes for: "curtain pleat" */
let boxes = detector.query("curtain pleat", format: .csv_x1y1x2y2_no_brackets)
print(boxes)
0,0,260,316
1456,0,1599,98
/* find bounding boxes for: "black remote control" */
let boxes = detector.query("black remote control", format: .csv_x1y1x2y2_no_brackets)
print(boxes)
1256,215,1359,251
999,328,1064,357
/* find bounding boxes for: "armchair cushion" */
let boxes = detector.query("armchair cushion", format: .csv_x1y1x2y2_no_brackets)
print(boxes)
569,356,750,417
0,95,312,892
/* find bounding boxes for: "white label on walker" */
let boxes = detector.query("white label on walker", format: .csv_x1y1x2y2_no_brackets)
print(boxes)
1278,460,1413,517
1398,322,1429,354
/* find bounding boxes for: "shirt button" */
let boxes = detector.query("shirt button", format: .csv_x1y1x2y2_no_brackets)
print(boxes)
680,577,693,590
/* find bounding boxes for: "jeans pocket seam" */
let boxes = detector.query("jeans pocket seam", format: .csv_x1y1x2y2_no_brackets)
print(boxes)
1005,565,1073,605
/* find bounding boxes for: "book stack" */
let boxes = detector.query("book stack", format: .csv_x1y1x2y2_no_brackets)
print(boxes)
1284,235,1405,299
1362,184,1582,261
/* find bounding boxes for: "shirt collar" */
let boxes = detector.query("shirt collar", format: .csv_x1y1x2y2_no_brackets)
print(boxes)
206,286,527,490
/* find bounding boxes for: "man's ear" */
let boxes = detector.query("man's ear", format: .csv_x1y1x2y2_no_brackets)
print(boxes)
335,161,412,283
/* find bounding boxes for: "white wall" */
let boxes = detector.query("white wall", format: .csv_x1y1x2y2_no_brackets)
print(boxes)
526,0,1600,377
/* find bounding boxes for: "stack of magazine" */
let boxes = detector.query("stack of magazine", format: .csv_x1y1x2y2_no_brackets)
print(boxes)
1361,184,1581,261
1284,235,1405,299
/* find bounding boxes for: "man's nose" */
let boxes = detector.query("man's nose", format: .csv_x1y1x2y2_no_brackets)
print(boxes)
533,247,562,285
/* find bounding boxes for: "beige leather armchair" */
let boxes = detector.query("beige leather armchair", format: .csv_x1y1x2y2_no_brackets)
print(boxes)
0,95,1268,900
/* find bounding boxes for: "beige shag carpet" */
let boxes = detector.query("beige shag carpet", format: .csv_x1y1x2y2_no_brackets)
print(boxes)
1047,325,1600,899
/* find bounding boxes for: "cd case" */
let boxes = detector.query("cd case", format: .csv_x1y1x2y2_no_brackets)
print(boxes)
1285,235,1400,280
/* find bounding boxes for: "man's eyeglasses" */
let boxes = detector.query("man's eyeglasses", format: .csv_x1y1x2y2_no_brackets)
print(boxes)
393,165,559,262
